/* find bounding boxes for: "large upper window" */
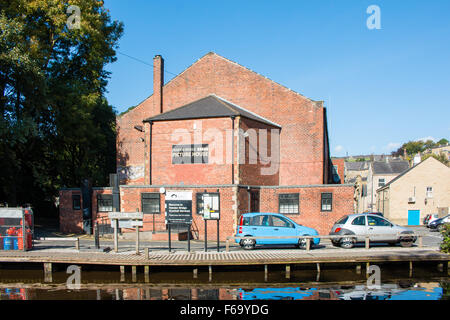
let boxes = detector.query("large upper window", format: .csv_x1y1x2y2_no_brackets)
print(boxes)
279,194,299,215
97,194,113,212
141,193,160,214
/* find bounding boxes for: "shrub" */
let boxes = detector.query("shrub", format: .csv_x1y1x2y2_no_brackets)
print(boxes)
440,224,450,253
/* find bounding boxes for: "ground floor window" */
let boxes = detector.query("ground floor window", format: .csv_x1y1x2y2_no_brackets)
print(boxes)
279,193,299,215
321,193,332,212
97,194,113,212
72,195,81,210
141,193,160,214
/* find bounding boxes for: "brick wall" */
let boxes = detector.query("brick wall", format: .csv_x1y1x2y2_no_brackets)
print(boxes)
120,186,238,241
117,52,327,186
59,189,83,233
257,185,355,235
150,118,236,185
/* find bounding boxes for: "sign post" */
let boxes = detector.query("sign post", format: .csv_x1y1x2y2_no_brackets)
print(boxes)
165,191,193,253
108,212,144,254
202,193,220,253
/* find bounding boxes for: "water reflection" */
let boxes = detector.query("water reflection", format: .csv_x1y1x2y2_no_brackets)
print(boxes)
0,281,447,300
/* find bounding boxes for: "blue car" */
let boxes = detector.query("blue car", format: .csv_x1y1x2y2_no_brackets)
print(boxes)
235,212,320,250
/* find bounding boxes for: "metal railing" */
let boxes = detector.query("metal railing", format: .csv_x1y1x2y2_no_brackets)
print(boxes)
225,233,422,252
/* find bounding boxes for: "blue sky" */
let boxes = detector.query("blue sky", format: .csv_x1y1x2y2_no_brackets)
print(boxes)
103,0,450,157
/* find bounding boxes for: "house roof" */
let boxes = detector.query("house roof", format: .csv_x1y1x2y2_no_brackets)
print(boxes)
143,94,281,128
372,161,410,175
377,157,448,192
345,162,370,171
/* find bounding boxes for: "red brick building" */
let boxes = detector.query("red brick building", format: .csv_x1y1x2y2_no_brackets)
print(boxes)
59,52,354,240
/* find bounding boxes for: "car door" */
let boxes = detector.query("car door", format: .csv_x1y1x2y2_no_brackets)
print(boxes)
349,215,367,242
366,215,396,242
244,215,264,242
270,215,298,244
257,214,275,245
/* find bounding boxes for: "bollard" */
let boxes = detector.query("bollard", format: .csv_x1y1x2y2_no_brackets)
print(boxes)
365,236,370,249
306,238,311,251
226,239,230,252
94,223,100,249
75,238,80,250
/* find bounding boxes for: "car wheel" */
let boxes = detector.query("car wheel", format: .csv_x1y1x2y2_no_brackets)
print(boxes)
437,224,444,232
340,237,355,249
240,237,256,250
298,237,308,249
400,240,413,247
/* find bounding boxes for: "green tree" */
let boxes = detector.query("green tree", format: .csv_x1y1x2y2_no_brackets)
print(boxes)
422,153,450,167
0,0,123,217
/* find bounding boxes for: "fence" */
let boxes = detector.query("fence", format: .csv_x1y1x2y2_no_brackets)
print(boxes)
225,233,421,252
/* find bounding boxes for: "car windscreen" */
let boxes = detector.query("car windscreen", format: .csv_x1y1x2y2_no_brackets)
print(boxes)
335,216,349,225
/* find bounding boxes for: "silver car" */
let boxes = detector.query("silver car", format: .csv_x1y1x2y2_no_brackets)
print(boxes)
329,214,417,249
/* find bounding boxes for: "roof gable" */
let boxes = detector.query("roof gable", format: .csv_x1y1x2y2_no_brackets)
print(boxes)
377,157,450,191
143,94,281,128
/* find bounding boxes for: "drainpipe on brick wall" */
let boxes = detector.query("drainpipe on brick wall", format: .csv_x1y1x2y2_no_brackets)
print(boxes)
231,116,235,185
148,121,153,185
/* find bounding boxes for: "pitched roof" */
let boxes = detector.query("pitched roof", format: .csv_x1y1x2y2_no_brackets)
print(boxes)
143,94,281,128
377,157,448,192
345,162,370,171
372,161,410,175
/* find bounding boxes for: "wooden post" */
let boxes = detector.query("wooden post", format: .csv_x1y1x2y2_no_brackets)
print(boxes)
209,265,212,282
365,262,370,279
193,268,198,279
132,266,137,282
365,236,370,249
264,264,268,282
120,265,125,282
418,235,423,248
75,238,80,250
285,265,291,279
145,247,150,259
306,238,311,251
316,263,321,274
144,266,150,283
226,239,230,252
356,264,362,275
409,261,413,277
43,263,52,283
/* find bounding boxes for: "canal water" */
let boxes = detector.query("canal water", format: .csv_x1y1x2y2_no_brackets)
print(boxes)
0,263,448,300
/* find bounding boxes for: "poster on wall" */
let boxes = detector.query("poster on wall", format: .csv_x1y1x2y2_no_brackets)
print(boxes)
202,193,220,220
165,191,193,224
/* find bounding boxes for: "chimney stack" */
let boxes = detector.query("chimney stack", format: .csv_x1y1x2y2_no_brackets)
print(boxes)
153,55,164,114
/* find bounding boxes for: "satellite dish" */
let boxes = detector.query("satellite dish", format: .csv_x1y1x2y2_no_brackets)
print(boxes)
159,187,166,194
